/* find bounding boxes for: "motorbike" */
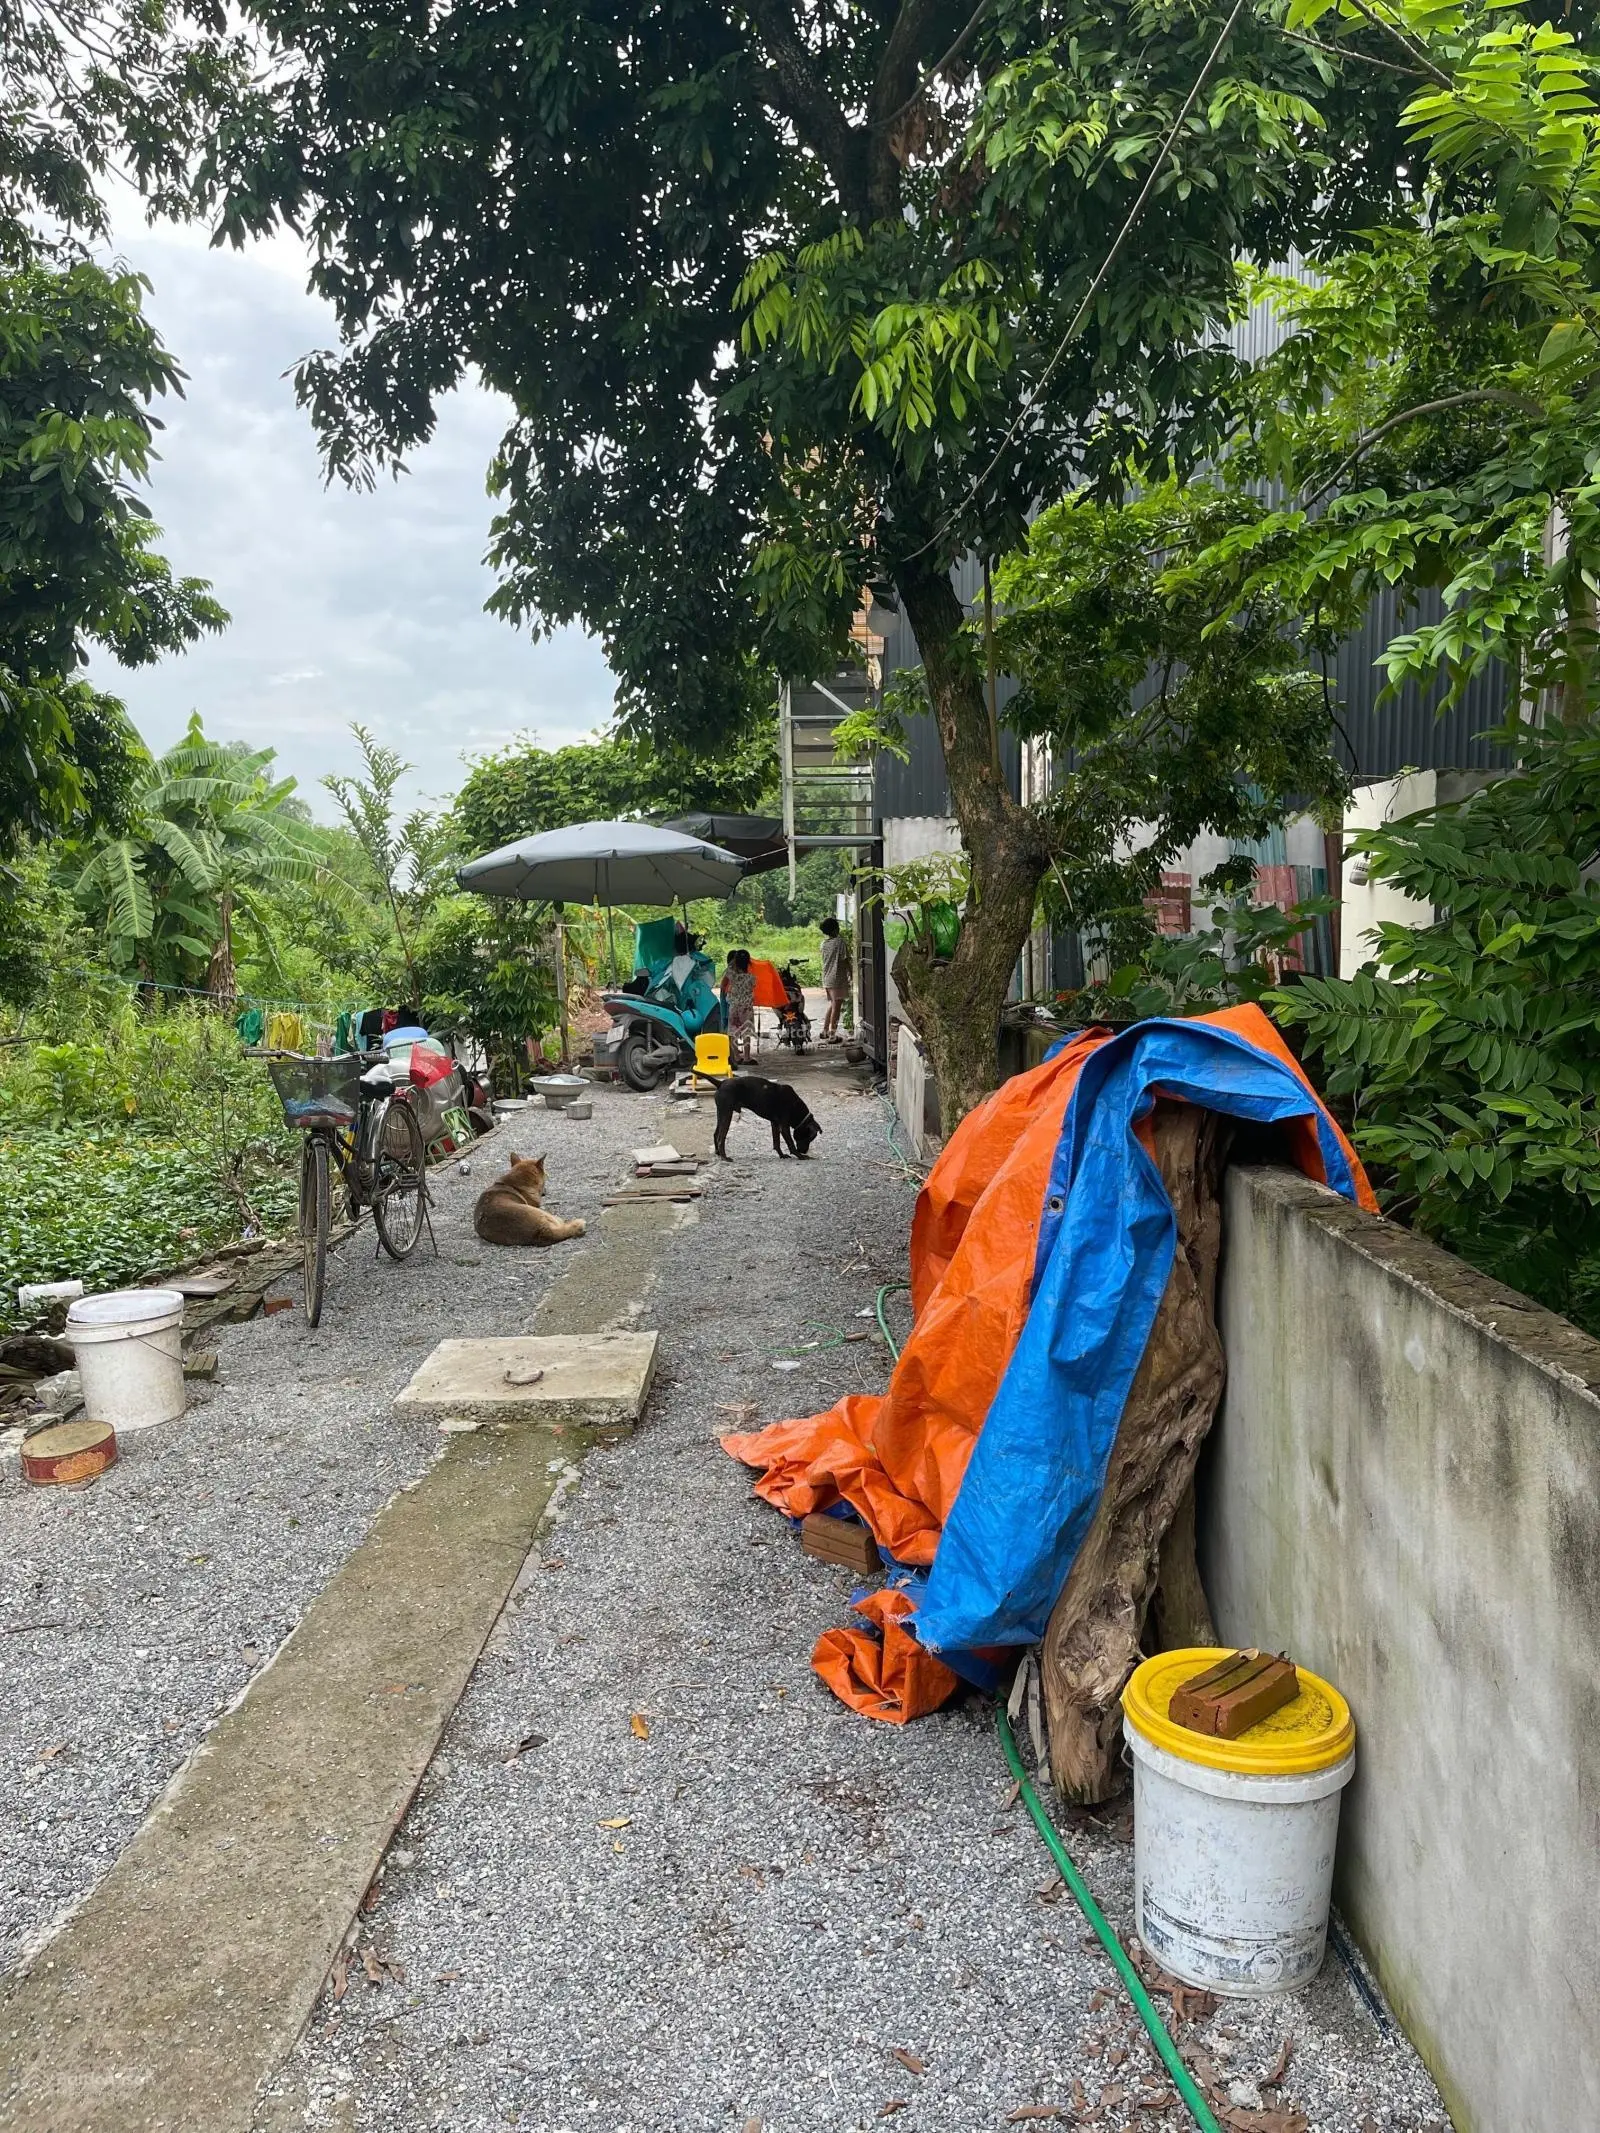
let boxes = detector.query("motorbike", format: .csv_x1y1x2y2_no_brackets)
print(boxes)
772,963,812,1052
592,916,725,1091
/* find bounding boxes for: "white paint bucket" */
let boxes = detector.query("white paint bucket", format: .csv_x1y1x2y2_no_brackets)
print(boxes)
1122,1648,1356,1998
66,1288,187,1434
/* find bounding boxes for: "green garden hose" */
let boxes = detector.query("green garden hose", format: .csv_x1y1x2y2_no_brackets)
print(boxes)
996,1706,1223,2133
875,1280,911,1354
873,1283,1220,2133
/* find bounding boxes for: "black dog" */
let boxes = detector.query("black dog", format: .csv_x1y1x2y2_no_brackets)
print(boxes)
713,1074,821,1160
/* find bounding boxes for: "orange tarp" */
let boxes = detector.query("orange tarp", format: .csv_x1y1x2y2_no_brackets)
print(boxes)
749,959,791,1010
722,1005,1373,1715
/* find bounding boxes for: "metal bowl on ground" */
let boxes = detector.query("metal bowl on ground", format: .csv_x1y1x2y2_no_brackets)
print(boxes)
529,1074,590,1109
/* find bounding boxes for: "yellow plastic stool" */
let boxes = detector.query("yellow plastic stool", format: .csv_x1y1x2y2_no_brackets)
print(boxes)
695,1033,732,1078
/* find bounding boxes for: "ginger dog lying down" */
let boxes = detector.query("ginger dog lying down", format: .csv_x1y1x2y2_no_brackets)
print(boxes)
473,1154,586,1246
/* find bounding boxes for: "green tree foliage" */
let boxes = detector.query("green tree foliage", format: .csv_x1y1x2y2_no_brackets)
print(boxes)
1274,721,1600,1331
0,256,225,857
452,724,779,861
992,480,1350,964
412,895,557,1084
1207,0,1600,718
71,715,330,993
232,822,409,1012
2,1,247,260
1183,0,1600,1331
323,725,455,1002
194,0,1416,1120
0,845,87,1009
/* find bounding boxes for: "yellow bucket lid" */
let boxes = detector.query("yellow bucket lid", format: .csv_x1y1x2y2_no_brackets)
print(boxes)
1122,1647,1355,1778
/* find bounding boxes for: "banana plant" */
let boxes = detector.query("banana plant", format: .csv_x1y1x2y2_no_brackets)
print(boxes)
69,714,338,997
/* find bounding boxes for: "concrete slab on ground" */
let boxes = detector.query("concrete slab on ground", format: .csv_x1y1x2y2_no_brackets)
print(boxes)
0,1423,576,2133
531,1201,693,1339
392,1331,658,1429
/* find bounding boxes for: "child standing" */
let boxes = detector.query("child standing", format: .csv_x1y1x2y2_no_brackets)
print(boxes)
722,947,756,1063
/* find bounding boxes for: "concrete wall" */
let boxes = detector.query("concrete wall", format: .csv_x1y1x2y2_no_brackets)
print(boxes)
1201,1168,1600,2132
891,1024,940,1158
1339,772,1438,976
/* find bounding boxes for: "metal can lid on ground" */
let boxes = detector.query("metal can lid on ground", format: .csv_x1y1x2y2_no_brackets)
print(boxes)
1122,1646,1355,1778
22,1418,118,1487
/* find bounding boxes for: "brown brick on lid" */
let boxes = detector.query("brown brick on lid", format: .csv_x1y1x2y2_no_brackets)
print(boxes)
1169,1649,1299,1740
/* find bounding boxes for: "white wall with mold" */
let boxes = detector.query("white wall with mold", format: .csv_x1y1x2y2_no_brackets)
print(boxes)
881,816,964,1034
1201,1166,1600,2133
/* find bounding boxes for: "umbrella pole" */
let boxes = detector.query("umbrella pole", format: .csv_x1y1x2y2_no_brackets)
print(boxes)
607,903,619,986
553,901,570,1066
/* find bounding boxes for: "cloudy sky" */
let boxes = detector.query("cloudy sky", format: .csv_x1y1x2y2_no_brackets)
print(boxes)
91,211,618,820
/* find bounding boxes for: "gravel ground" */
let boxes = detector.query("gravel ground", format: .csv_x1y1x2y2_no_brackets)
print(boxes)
0,1090,662,1971
249,1068,1453,2133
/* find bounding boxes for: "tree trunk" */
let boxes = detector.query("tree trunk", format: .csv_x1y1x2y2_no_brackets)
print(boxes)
206,888,237,1007
888,560,1050,1127
1041,1103,1231,1802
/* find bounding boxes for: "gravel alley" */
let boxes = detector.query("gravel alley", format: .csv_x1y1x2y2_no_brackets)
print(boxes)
2,1065,1450,2133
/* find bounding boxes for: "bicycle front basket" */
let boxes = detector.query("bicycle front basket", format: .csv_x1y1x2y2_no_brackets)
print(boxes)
267,1053,362,1131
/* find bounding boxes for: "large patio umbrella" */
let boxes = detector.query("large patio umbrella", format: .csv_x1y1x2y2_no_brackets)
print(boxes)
457,820,745,904
457,820,746,1056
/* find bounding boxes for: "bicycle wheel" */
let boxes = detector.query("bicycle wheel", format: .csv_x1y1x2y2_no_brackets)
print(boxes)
372,1097,428,1260
300,1134,330,1327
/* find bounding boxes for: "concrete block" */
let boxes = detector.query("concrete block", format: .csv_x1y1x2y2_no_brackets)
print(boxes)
394,1331,658,1431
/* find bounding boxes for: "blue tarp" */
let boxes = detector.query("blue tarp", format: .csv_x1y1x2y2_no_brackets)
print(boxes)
913,1017,1367,1657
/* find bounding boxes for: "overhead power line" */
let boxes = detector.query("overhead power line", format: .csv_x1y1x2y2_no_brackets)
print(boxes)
901,0,1250,566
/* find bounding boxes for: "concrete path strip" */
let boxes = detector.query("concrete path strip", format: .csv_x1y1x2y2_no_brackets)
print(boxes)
0,1422,576,2133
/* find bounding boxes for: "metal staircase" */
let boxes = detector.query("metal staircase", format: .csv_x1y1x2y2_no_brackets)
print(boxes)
778,665,876,896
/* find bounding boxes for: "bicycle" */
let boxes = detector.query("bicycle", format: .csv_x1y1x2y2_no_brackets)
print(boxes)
262,1051,432,1326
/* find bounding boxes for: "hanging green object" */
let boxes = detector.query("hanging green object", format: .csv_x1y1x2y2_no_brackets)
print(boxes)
235,1006,265,1046
926,901,961,960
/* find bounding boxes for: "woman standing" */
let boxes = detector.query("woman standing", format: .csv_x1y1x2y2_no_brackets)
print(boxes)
819,917,852,1043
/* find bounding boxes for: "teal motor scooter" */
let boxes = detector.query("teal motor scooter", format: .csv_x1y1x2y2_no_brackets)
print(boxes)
593,916,725,1090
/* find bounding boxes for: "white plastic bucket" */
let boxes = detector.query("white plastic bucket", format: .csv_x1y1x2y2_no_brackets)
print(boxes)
1127,1727,1355,1996
66,1288,187,1434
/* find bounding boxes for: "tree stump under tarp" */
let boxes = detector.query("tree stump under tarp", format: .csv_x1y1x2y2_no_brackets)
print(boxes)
1042,1101,1230,1803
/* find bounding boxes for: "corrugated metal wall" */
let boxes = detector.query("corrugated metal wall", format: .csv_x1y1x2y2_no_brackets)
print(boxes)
872,260,1512,817
1331,587,1509,776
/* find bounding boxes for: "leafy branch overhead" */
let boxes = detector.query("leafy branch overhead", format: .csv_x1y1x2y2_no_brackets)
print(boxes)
1202,0,1600,718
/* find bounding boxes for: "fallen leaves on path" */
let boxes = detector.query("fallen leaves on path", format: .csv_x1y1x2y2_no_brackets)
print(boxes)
877,2103,910,2119
890,2047,926,2076
597,1816,632,1829
1261,2037,1295,2090
1126,1938,1219,2022
1004,2107,1064,2123
630,1712,651,1740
